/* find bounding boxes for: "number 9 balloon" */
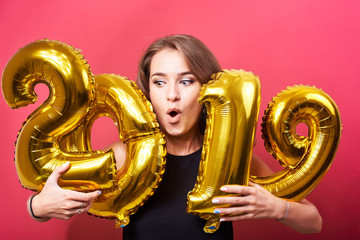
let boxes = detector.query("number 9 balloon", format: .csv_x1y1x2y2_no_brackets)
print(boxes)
251,85,342,200
1,40,166,227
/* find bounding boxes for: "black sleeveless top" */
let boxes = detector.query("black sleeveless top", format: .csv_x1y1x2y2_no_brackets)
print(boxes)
123,148,233,240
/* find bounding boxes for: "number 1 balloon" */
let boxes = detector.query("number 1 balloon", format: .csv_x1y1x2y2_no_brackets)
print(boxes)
187,69,261,233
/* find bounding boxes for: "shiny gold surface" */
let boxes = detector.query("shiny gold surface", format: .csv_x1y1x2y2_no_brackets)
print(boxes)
1,39,116,191
86,74,166,227
90,132,166,227
187,69,261,233
251,85,342,200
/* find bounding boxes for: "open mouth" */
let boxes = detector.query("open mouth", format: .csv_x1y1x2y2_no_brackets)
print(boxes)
167,108,181,122
169,111,179,118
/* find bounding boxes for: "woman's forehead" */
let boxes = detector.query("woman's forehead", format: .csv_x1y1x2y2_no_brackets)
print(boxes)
150,49,190,74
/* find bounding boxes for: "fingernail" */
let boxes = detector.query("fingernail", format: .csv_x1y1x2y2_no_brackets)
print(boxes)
220,187,228,191
212,199,219,203
120,224,125,228
64,161,70,166
98,191,102,195
220,218,225,222
214,209,221,214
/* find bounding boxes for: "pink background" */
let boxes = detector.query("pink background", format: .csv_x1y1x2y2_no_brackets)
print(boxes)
0,0,359,239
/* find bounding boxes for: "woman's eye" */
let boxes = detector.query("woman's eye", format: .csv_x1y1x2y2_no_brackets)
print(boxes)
153,80,166,86
180,79,194,86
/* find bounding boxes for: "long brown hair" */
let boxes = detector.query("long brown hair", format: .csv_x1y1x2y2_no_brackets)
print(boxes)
136,34,222,99
136,34,222,133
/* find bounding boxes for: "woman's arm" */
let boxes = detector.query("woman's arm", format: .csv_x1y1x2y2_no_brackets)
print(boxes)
27,141,126,222
212,154,322,233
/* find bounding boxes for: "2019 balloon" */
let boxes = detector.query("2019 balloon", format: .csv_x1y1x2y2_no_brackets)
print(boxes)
1,40,166,227
2,40,342,233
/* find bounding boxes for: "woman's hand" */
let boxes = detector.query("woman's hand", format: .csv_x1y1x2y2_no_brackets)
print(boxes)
28,162,101,221
212,182,322,233
212,182,287,222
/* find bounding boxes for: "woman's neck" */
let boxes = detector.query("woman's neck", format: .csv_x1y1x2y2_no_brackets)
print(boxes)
165,131,203,156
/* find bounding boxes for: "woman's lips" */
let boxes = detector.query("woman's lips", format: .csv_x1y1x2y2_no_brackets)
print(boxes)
167,108,181,123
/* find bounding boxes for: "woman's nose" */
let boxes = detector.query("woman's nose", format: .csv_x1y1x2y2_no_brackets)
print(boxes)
167,84,180,102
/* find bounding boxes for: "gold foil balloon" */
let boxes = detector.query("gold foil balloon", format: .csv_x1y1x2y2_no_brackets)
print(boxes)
187,70,261,233
2,40,166,227
250,85,342,200
84,74,166,227
1,39,116,191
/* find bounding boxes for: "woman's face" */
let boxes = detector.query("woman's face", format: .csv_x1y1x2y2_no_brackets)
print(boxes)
149,48,203,139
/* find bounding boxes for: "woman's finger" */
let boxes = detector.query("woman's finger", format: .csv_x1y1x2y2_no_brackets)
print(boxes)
67,201,88,216
63,189,101,202
45,162,70,186
212,195,255,205
220,185,257,195
220,212,255,222
67,200,86,210
214,205,254,215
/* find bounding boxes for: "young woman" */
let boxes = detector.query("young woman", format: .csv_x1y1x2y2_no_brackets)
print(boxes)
27,34,322,239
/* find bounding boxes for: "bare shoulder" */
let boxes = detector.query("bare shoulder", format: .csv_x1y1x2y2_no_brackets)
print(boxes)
103,141,126,169
250,154,274,177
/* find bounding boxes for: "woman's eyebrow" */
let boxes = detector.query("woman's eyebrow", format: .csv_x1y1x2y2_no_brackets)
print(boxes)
150,72,167,78
178,71,193,76
150,71,193,78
